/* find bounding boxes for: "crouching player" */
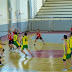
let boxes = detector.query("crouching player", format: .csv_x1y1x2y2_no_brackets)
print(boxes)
0,37,5,57
13,32,21,52
62,35,72,71
34,29,45,45
20,32,34,58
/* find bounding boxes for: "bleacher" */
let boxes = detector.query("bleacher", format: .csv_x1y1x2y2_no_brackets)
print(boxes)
35,0,72,18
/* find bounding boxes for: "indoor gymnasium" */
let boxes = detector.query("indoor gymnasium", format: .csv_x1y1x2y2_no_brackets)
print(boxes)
0,0,72,72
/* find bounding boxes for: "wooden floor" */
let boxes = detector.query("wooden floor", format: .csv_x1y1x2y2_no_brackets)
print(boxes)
0,32,72,72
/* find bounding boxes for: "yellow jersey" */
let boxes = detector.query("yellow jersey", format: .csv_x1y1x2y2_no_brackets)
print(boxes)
69,36,72,48
0,41,2,48
64,39,71,54
13,35,18,41
22,36,28,45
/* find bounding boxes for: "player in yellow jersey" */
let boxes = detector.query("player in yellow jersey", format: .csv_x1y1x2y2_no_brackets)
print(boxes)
20,32,34,58
13,32,21,50
62,35,72,71
69,33,72,55
0,37,6,57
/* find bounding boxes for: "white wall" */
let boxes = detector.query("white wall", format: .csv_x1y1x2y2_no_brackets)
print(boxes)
31,0,43,18
20,0,28,22
0,0,8,25
11,0,17,23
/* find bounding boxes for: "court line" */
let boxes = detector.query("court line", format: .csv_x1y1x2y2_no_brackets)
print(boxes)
2,58,63,64
31,51,63,54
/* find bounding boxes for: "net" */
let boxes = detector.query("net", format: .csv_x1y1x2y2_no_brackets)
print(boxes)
0,18,72,34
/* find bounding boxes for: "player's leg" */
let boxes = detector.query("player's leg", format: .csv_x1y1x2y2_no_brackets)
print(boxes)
40,37,45,45
11,39,15,50
21,45,27,58
1,49,4,57
25,45,34,57
62,55,67,71
34,37,38,45
67,54,72,70
9,40,12,51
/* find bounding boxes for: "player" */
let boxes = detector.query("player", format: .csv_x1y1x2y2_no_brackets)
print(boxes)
34,29,45,45
69,32,72,55
20,32,34,58
0,37,5,57
10,25,20,40
13,32,21,51
0,56,3,66
62,35,72,71
7,30,14,51
70,25,72,33
10,25,21,50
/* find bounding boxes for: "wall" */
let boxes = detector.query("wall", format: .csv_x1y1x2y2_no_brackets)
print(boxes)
0,0,8,37
31,0,43,18
20,0,28,32
0,0,45,37
32,20,72,31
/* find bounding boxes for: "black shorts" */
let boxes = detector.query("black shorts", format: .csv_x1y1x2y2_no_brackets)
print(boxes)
9,39,14,44
2,49,4,52
36,37,42,40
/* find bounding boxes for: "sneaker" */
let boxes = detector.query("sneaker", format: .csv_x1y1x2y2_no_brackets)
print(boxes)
34,43,36,46
31,54,34,57
1,55,4,57
9,48,12,51
43,42,45,45
13,47,15,50
70,66,72,70
25,54,27,58
61,68,67,71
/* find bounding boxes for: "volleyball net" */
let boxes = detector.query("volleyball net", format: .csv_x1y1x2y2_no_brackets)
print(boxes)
0,18,72,37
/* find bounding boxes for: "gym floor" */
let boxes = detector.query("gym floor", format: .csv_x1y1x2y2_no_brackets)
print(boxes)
0,32,72,72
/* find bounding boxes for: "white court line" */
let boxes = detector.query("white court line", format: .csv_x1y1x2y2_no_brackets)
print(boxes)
31,51,63,54
2,57,63,64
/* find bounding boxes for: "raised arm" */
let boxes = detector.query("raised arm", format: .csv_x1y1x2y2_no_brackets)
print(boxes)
20,37,22,44
10,25,15,32
0,42,6,45
17,28,20,33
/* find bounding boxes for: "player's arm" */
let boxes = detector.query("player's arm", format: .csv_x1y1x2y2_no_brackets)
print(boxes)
20,37,22,44
27,37,28,41
65,41,68,55
61,38,64,40
7,35,9,39
17,28,20,33
10,25,15,32
1,42,6,45
40,33,41,37
35,33,37,39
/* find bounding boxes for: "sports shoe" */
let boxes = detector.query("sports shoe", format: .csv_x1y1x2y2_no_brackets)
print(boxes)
13,47,15,50
25,54,28,58
31,54,34,57
43,42,45,45
61,68,67,71
9,48,12,51
34,43,36,46
69,66,72,70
